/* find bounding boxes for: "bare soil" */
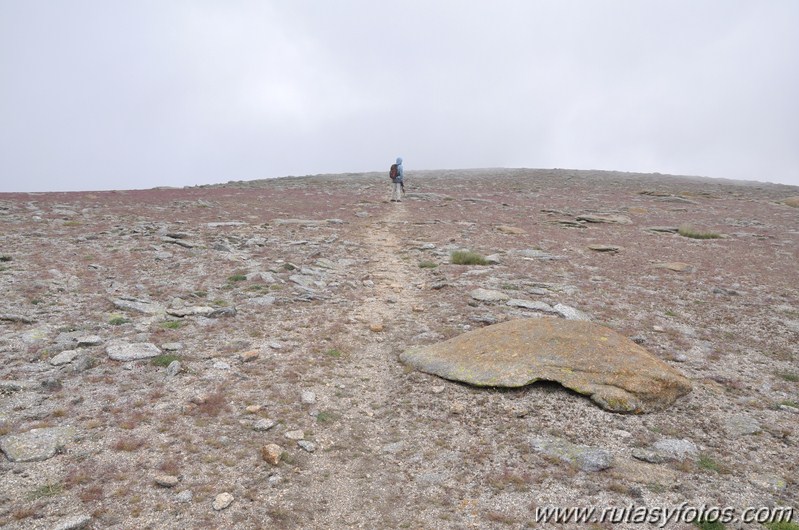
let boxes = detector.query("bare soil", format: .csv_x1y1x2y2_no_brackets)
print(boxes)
0,168,797,529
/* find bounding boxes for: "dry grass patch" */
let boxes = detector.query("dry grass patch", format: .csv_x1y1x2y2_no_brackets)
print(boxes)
678,224,721,239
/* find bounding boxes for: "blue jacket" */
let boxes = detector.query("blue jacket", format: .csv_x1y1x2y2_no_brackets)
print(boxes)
395,157,404,182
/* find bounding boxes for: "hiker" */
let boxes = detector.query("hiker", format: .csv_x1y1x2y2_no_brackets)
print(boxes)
390,157,404,202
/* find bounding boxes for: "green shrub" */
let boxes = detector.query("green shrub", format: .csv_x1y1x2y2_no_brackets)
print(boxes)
109,316,129,326
151,354,180,367
693,519,725,530
227,274,247,282
418,261,438,269
678,225,721,239
0,255,12,262
160,321,182,330
451,250,489,265
764,522,799,530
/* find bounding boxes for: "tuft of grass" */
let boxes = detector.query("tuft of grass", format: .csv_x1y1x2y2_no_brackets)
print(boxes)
698,454,724,473
316,411,339,424
0,255,12,262
451,250,489,265
28,483,64,500
160,320,182,330
325,348,345,358
778,372,799,383
227,273,247,282
108,315,129,326
150,354,180,367
418,261,438,269
664,309,677,317
765,523,799,530
693,519,725,530
282,263,296,271
678,224,721,239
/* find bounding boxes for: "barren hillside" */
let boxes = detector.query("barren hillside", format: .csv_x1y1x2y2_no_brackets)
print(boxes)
1,169,798,529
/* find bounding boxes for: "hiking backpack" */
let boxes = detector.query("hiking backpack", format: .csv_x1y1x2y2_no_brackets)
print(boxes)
389,163,398,182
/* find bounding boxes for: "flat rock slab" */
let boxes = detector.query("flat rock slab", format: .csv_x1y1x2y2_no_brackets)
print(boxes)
587,244,620,253
107,342,161,361
576,214,632,225
496,225,527,235
530,435,613,472
470,289,510,302
113,298,165,315
653,262,694,272
0,426,76,462
400,319,692,413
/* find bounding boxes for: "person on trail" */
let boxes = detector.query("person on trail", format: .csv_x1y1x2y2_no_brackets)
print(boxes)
390,157,404,202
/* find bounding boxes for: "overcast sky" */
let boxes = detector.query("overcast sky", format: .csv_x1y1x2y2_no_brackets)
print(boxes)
1,1,798,192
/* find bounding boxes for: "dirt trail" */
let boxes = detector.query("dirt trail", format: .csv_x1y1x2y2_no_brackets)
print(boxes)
290,201,426,528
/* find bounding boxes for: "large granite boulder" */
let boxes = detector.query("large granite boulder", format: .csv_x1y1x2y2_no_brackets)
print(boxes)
400,319,691,413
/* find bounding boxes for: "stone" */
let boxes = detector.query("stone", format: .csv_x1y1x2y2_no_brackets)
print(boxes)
113,298,165,315
166,306,215,317
284,430,304,440
470,288,510,302
513,249,560,260
301,391,316,404
52,514,92,530
155,474,180,488
166,361,182,377
262,443,283,465
400,319,692,413
631,449,672,464
653,262,693,272
553,303,591,321
576,214,632,225
431,385,445,394
646,226,679,233
484,254,502,264
651,438,698,461
530,435,613,472
240,350,259,362
161,342,183,351
213,492,234,511
213,361,231,370
506,299,557,313
248,295,276,306
587,244,620,253
297,440,316,452
176,490,194,503
208,307,237,318
50,349,80,366
724,415,761,437
76,335,103,346
253,419,277,432
0,426,76,462
107,342,161,361
496,225,527,235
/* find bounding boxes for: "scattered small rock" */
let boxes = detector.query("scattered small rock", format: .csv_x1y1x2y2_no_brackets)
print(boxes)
431,385,445,394
530,435,613,472
262,443,283,465
50,349,80,366
369,323,384,332
496,225,526,235
106,342,161,361
297,440,316,452
587,244,620,253
284,430,304,441
212,492,234,511
0,426,76,462
166,360,182,377
252,419,277,432
240,350,259,362
651,438,698,461
470,288,510,302
653,262,694,273
155,474,180,488
725,415,761,437
52,514,92,530
176,490,194,503
301,391,317,404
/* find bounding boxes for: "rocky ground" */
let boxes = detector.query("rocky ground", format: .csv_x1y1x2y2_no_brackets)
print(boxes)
0,168,797,529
